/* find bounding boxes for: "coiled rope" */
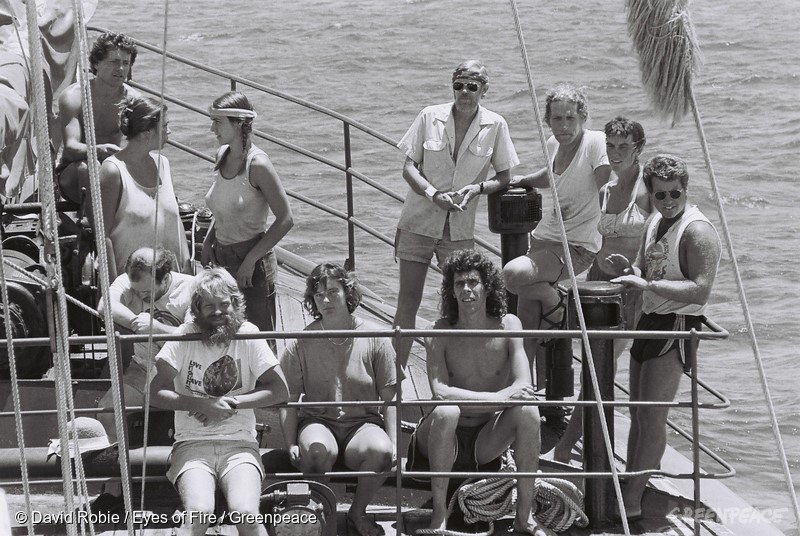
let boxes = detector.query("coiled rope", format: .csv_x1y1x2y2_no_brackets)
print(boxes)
415,453,588,536
506,2,632,535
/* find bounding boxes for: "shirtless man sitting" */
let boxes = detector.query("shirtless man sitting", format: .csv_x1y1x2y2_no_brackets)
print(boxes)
410,249,554,536
55,32,138,217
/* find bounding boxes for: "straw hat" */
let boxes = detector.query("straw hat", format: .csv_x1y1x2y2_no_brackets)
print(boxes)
47,417,117,458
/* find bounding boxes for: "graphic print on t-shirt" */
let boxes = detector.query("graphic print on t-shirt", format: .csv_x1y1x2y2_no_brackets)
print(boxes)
184,355,242,397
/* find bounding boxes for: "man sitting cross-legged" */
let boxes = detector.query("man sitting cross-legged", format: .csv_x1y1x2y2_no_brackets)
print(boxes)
409,249,554,536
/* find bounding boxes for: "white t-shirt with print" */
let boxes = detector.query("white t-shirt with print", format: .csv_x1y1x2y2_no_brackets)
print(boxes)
156,321,279,443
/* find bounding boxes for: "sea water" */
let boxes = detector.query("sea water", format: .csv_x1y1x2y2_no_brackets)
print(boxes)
89,0,800,532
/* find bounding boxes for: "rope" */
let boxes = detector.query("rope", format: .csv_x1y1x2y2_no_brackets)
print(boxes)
506,2,631,535
20,0,88,533
415,453,588,536
139,0,172,514
68,1,135,532
0,240,35,536
689,87,800,527
0,259,104,320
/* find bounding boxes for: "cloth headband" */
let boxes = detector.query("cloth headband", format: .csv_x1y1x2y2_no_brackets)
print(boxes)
208,107,257,120
452,68,488,85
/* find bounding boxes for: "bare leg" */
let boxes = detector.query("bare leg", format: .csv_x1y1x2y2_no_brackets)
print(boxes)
175,468,216,536
554,341,626,463
623,349,683,516
393,259,429,369
343,425,393,536
415,405,460,531
474,407,554,536
220,463,267,536
296,423,339,481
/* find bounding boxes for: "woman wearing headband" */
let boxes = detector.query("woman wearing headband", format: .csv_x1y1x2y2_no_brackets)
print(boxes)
99,96,189,279
202,91,294,346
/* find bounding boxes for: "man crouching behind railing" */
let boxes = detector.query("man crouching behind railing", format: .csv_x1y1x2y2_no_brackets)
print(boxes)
408,249,555,536
150,267,289,536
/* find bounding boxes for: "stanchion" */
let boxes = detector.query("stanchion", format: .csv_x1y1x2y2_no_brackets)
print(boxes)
569,281,625,528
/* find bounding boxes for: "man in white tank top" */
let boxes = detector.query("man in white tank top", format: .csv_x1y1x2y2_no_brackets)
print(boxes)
610,154,721,520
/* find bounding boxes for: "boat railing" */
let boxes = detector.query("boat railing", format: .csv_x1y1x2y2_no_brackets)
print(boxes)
85,26,501,272
0,323,731,534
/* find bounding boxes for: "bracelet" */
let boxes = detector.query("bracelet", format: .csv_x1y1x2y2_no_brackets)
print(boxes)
479,182,485,193
424,185,438,201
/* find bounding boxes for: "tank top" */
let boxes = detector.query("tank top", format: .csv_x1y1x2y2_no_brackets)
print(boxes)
597,168,649,238
205,145,270,245
641,205,719,315
106,154,189,277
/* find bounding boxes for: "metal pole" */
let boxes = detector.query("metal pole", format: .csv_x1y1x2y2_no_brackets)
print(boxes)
690,329,701,536
343,123,356,270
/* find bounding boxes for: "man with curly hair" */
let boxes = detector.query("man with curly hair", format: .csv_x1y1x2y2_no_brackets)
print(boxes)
56,31,140,213
409,250,553,535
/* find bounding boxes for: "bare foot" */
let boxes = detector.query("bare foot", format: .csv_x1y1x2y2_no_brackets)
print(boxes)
426,507,448,532
512,518,556,536
347,510,384,536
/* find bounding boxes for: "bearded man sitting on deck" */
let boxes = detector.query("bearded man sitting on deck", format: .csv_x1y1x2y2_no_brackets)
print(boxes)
408,249,554,536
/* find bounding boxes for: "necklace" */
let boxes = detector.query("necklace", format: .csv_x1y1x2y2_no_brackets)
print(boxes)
321,318,356,347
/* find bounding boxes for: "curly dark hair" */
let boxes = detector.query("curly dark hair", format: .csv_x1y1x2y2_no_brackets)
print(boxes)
604,116,646,151
643,154,689,192
440,249,506,325
89,32,137,80
303,263,362,320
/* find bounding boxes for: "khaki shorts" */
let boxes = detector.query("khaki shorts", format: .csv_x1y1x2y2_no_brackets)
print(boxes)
527,238,595,283
166,439,264,485
395,221,474,268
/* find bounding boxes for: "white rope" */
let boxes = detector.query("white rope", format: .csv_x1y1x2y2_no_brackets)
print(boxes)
21,0,88,533
68,1,136,532
415,453,588,536
689,88,800,527
506,2,631,535
0,242,35,536
0,259,103,320
139,0,172,515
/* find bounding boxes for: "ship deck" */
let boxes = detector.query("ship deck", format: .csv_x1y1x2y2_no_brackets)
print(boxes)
0,255,774,535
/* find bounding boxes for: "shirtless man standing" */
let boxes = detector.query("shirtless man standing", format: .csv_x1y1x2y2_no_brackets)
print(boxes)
56,32,138,215
410,249,554,536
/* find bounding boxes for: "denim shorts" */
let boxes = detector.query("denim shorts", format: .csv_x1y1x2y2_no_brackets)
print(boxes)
527,238,596,282
166,439,264,485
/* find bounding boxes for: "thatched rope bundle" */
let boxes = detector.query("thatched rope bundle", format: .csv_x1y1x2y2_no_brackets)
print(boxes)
626,0,702,125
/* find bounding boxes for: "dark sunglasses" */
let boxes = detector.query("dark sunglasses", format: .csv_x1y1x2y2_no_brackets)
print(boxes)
452,81,480,92
654,189,683,201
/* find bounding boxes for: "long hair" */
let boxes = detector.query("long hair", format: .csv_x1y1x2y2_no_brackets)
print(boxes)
211,91,255,158
303,263,362,320
89,32,137,80
440,249,506,325
190,267,246,322
119,96,165,139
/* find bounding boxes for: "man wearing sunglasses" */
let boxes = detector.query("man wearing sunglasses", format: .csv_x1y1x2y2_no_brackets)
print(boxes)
610,154,721,520
393,59,519,369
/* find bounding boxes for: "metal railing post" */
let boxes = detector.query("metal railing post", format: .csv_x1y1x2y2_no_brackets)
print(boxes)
690,328,701,536
343,123,356,270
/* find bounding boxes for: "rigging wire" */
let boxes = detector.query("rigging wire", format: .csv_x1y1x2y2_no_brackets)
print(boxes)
506,1,631,534
688,88,800,528
69,0,136,532
139,0,172,516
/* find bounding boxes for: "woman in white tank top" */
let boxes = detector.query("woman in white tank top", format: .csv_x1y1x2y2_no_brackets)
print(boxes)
98,97,189,279
201,91,294,343
552,117,650,463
